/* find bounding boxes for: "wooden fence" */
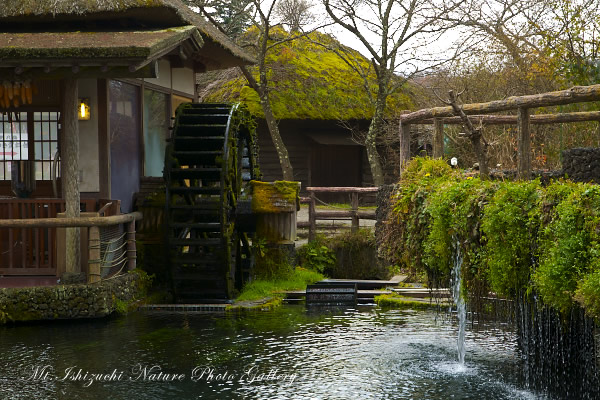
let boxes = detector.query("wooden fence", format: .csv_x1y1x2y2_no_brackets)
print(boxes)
299,187,378,241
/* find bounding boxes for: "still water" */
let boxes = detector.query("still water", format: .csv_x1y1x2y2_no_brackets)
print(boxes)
0,305,544,399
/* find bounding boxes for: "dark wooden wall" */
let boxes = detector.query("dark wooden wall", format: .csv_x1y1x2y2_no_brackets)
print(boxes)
256,119,372,194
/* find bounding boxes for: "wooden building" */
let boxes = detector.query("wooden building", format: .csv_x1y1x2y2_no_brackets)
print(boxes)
0,0,252,278
197,30,412,193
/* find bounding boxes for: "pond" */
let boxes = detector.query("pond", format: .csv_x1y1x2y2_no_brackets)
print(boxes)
0,305,544,399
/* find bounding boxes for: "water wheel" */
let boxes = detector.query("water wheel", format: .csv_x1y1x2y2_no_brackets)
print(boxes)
164,103,260,303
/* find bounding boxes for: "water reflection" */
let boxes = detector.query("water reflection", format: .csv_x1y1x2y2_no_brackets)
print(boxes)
0,306,545,399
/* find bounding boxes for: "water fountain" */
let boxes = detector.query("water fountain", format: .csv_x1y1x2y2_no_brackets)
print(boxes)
452,239,466,366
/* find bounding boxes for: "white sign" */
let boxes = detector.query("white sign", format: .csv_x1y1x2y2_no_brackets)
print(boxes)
0,133,28,160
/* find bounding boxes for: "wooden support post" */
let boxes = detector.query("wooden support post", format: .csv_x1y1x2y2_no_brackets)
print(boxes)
351,192,359,233
433,118,444,158
399,122,411,175
88,226,100,283
62,78,81,273
127,220,137,271
517,107,531,180
308,191,316,242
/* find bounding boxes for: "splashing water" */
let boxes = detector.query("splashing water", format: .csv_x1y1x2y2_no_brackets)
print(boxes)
452,239,466,365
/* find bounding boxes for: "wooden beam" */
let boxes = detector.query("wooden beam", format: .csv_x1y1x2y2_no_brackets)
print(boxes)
517,107,531,180
62,78,80,273
433,118,444,158
306,187,379,193
0,212,142,228
400,85,600,124
0,62,158,80
417,111,600,125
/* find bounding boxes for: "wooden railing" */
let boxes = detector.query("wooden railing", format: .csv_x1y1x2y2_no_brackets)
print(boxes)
0,209,142,283
0,199,96,274
300,187,378,241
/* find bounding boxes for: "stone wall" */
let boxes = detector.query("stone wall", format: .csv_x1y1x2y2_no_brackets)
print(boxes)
562,147,600,184
0,272,142,324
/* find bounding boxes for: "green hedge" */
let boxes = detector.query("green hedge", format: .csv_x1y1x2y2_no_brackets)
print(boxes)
381,157,600,318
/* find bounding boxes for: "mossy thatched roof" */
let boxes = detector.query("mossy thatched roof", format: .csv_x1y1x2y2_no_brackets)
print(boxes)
197,29,413,120
0,0,254,67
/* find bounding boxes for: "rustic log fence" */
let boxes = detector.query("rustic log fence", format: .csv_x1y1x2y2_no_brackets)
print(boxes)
399,84,600,179
298,187,378,241
0,211,142,283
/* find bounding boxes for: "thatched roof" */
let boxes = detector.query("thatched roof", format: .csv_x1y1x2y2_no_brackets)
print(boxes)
0,25,200,60
0,0,254,68
197,29,412,120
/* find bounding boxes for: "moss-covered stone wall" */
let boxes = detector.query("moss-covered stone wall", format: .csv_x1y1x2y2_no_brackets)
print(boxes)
0,272,144,324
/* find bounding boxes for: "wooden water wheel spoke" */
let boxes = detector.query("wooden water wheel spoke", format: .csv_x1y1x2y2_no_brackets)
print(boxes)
164,103,260,303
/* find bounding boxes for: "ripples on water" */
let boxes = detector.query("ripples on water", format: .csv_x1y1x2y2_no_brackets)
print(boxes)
0,306,547,399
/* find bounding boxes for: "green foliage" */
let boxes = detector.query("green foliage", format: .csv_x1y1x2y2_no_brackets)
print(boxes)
535,184,600,314
252,239,294,280
297,235,336,273
380,157,600,319
382,158,459,280
481,180,541,297
236,267,324,302
374,293,442,310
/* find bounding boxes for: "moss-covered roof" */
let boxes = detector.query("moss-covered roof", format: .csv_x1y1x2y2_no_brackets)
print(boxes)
197,29,412,120
0,25,200,61
0,0,254,67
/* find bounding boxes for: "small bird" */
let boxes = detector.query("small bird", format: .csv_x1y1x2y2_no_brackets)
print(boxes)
450,157,458,168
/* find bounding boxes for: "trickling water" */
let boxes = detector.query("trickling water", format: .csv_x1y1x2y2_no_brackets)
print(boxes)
452,240,466,365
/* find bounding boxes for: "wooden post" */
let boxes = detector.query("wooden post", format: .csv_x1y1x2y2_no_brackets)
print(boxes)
351,191,359,233
433,118,444,158
517,107,531,179
127,220,137,270
399,122,411,175
62,78,81,273
88,226,101,283
308,191,316,242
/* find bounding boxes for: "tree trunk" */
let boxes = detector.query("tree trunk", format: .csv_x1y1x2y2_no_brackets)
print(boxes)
470,132,489,179
239,66,294,181
366,89,387,186
62,79,81,273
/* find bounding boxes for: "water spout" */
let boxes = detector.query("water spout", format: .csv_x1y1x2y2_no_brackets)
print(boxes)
452,239,466,365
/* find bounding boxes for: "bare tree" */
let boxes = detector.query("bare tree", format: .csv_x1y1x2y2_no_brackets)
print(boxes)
275,0,315,32
324,0,464,185
198,0,320,180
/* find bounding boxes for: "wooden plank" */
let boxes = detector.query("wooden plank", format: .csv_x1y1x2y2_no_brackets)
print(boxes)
517,107,531,179
306,187,378,193
314,210,376,219
400,84,600,123
309,192,316,242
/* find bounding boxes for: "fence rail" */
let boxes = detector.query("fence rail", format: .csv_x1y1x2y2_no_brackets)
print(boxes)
300,187,378,241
